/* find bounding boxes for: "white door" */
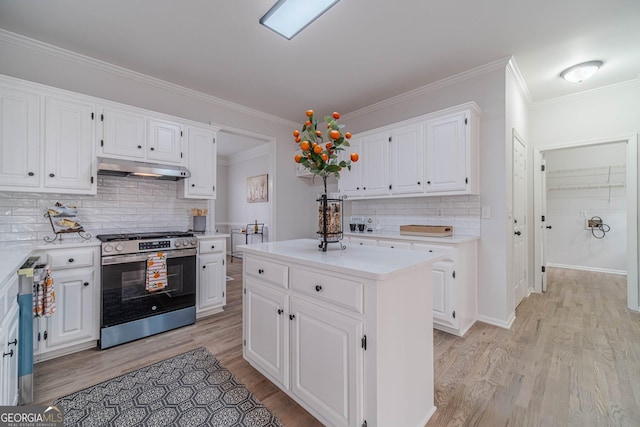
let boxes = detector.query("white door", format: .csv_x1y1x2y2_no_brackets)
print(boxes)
0,85,40,188
100,106,146,159
148,118,183,163
338,138,362,197
540,156,548,292
390,123,424,194
361,131,389,196
244,279,288,387
198,253,225,310
186,126,217,198
47,269,96,348
289,296,362,427
425,112,467,193
44,96,95,192
512,132,527,307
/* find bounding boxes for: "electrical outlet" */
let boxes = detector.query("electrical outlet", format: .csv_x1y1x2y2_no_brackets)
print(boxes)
580,210,587,217
587,218,602,228
350,216,365,223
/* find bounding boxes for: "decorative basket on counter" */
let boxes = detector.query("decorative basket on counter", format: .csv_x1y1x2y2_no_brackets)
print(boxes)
317,193,345,252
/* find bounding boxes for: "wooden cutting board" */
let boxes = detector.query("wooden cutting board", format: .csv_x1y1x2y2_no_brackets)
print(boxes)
399,225,453,237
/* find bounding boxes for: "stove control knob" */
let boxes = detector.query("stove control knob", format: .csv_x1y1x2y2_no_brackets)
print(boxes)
115,244,124,252
190,239,197,246
103,244,113,253
174,240,182,247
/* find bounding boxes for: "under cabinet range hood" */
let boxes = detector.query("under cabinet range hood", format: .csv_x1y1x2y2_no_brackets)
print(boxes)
97,157,191,180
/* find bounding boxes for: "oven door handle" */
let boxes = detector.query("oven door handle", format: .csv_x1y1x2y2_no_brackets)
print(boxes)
101,248,197,265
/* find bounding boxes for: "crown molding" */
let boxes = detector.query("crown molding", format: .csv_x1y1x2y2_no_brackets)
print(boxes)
506,57,533,106
0,29,298,128
343,57,511,121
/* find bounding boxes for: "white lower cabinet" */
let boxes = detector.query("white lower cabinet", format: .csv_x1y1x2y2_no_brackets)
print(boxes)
1,303,19,406
34,247,100,361
289,296,362,427
196,237,226,317
346,235,478,336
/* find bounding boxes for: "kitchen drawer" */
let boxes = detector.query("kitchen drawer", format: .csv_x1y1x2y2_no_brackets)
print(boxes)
199,239,225,254
377,240,412,250
349,237,377,246
0,274,19,322
48,248,94,270
412,243,457,258
291,268,363,314
245,257,288,289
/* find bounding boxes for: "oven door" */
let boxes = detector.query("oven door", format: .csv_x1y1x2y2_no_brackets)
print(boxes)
101,248,196,327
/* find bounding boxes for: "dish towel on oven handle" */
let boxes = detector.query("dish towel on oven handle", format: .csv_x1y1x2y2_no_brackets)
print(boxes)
33,265,56,317
146,252,167,292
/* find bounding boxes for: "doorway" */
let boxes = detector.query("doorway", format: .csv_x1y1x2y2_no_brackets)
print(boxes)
534,135,638,312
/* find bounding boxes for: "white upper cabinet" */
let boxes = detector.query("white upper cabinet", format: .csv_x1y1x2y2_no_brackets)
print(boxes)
147,118,183,164
361,131,389,196
44,96,96,192
99,106,184,165
99,106,146,159
0,84,40,188
338,138,362,198
180,125,218,199
389,123,424,195
424,108,480,195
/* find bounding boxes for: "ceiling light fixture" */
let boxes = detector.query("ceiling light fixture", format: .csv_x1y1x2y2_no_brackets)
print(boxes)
560,60,603,83
260,0,341,40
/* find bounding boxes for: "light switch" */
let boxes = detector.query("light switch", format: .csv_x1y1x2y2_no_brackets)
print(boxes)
580,210,587,217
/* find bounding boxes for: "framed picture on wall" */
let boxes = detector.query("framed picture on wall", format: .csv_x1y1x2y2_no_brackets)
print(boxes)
247,174,268,203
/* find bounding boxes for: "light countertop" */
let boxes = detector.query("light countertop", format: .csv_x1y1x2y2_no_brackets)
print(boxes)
195,233,230,239
0,239,100,286
238,238,443,280
344,231,480,244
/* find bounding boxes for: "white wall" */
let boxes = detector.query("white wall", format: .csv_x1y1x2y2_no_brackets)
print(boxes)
0,32,323,242
343,63,510,326
545,143,627,274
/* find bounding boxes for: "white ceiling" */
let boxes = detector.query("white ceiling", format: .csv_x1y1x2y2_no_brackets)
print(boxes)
1,0,639,126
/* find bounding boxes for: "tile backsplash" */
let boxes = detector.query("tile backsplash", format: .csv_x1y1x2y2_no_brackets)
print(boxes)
0,176,208,242
350,195,480,236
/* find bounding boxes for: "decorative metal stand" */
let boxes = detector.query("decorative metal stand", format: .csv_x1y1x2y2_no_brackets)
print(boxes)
43,203,92,243
317,193,346,252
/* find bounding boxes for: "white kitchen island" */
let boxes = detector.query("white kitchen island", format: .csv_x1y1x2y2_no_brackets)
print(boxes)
239,239,442,427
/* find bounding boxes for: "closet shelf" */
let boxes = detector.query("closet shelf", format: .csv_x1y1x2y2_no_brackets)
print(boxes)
547,183,626,191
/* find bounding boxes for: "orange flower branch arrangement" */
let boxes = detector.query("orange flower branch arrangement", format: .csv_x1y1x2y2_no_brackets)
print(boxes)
293,110,359,193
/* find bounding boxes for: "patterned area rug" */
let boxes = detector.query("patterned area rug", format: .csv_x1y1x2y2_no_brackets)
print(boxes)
54,347,282,427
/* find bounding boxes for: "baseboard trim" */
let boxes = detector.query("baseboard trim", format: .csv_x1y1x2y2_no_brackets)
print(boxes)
547,263,627,276
476,311,515,330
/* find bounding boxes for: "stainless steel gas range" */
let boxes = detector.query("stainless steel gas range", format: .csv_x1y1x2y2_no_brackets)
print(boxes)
96,231,197,349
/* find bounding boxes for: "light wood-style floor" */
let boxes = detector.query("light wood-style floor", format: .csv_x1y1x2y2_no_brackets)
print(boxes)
34,262,640,426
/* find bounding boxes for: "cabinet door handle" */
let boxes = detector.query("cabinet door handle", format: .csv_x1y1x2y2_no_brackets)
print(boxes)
192,184,195,187
68,258,74,263
150,147,155,151
28,172,34,177
427,181,431,184
2,349,13,358
202,265,206,269
83,282,89,287
258,269,264,274
514,231,522,236
546,225,552,229
137,145,142,149
8,339,17,347
277,309,283,315
315,285,322,292
49,173,55,178
289,314,295,320
417,181,421,185
211,245,215,249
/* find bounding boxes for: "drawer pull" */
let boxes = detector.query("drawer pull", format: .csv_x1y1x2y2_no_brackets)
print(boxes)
211,245,215,249
137,145,142,149
49,173,55,177
315,285,322,292
277,309,283,315
28,172,34,176
3,349,13,358
202,265,206,269
258,269,264,274
289,314,295,320
83,282,90,287
8,339,17,347
68,258,74,263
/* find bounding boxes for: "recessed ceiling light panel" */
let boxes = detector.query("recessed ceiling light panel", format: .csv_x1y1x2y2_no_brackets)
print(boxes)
260,0,341,40
560,60,604,83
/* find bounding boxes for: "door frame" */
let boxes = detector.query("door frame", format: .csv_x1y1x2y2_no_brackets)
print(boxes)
533,134,638,311
512,129,528,307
